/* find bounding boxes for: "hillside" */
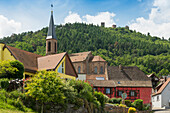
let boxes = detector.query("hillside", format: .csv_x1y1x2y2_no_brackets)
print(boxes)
0,23,170,76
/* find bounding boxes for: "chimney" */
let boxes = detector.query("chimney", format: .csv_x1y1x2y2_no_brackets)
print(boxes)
112,24,116,28
101,22,105,27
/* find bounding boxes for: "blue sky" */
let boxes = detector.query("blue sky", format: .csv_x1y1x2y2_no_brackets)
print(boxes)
0,0,170,39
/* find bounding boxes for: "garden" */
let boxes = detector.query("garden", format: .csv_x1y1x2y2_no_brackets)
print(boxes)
0,60,152,113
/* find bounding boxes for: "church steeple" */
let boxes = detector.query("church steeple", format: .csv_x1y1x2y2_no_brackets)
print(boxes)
46,4,57,55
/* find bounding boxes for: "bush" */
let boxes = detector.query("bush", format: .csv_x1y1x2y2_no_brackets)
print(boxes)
119,104,127,108
128,107,137,113
124,100,132,107
132,99,143,110
0,78,9,90
10,60,24,79
94,91,106,107
109,98,122,104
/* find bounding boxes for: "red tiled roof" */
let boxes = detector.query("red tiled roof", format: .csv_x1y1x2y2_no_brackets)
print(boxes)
6,45,42,72
38,52,66,70
152,78,170,96
69,51,91,62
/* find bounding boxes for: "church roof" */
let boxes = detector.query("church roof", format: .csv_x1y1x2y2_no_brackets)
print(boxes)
6,45,42,73
38,52,66,70
108,66,151,81
69,51,91,62
46,11,57,40
92,56,106,62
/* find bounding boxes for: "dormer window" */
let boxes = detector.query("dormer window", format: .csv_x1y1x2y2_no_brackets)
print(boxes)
58,62,64,73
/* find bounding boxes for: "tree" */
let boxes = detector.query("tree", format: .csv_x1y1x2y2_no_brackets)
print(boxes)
10,60,24,79
0,60,18,79
25,71,66,113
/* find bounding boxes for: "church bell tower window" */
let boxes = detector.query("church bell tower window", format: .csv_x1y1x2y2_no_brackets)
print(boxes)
48,41,51,52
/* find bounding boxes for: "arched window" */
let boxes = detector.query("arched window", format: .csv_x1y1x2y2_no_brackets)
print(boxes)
94,66,97,74
48,41,51,52
54,42,57,53
78,66,81,73
100,66,104,74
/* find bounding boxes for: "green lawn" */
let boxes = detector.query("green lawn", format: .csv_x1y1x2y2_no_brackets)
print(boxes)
0,109,36,113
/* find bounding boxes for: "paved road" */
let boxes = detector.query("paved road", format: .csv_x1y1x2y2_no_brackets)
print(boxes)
153,109,170,113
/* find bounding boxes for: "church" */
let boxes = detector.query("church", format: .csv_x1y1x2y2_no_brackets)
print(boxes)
0,10,77,80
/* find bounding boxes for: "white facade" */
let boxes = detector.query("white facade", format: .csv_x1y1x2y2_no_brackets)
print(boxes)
152,82,170,108
76,74,86,80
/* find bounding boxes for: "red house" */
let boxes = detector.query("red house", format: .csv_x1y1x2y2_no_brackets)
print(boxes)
88,66,152,104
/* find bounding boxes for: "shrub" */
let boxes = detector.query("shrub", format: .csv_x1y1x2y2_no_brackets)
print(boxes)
109,98,122,104
0,78,9,90
128,107,137,113
132,99,143,110
10,60,24,79
119,104,127,108
124,100,132,107
94,91,106,107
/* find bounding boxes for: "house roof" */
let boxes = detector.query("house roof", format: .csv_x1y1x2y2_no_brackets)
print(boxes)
6,45,42,73
69,51,91,62
108,66,151,81
38,52,66,70
114,80,152,87
88,80,116,87
92,56,106,62
152,78,170,96
88,80,152,88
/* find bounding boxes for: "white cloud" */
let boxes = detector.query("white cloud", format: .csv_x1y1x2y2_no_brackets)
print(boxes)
64,11,82,23
129,0,170,39
64,11,116,27
0,15,21,38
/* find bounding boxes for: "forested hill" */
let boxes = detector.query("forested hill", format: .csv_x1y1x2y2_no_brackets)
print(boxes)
0,23,170,76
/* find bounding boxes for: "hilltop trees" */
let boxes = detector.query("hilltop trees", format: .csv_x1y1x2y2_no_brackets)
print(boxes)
0,23,169,76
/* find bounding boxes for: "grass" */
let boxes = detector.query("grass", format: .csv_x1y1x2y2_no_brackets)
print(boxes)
0,109,36,113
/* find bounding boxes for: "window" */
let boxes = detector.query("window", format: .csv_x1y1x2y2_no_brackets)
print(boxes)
78,66,81,73
94,87,97,91
130,91,135,96
96,77,105,80
58,62,64,73
100,66,104,74
157,96,159,101
106,88,111,94
118,91,124,96
94,66,97,74
48,41,51,52
54,42,57,52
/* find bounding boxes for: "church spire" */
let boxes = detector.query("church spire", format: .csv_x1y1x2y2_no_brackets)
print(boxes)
46,4,57,40
46,4,57,55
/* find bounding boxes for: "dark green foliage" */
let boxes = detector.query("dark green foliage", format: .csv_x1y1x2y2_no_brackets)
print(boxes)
132,99,143,111
94,91,106,107
0,23,169,75
10,60,24,79
0,78,9,90
109,98,122,104
124,100,132,107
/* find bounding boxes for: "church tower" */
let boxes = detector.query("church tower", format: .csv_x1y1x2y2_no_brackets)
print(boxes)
46,6,57,55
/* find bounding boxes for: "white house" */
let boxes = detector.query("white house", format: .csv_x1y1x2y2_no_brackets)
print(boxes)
152,78,170,108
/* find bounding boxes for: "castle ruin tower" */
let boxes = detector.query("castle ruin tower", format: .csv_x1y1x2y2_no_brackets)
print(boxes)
46,5,57,55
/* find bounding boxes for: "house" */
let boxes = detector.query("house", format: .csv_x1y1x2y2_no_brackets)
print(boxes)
88,65,152,104
69,51,108,80
147,73,159,92
0,10,77,79
152,78,170,108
